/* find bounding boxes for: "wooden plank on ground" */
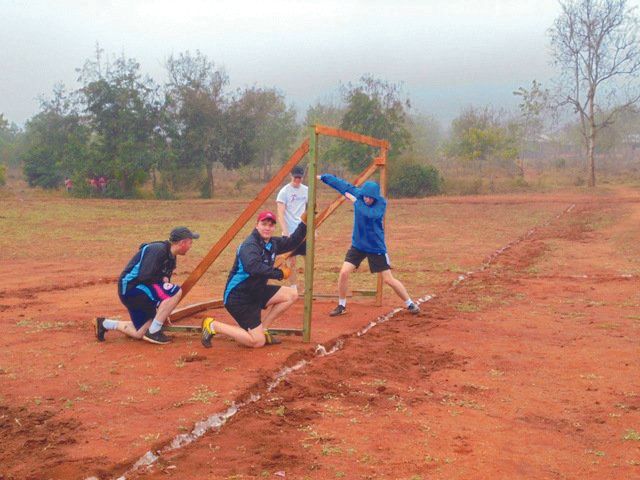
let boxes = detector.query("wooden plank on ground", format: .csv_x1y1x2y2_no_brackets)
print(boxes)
170,299,224,321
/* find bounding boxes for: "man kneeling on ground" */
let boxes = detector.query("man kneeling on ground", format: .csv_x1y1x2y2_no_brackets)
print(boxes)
94,226,199,345
201,210,306,349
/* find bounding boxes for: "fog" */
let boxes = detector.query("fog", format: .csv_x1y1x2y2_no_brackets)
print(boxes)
0,0,582,125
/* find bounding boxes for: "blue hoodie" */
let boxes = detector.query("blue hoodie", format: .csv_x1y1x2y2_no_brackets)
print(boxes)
320,174,387,254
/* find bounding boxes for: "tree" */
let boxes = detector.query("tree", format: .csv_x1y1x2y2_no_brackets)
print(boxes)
165,51,255,197
240,87,298,180
514,80,552,171
445,106,519,175
78,48,163,196
406,113,443,159
550,0,640,186
22,85,88,189
338,76,412,172
0,113,21,167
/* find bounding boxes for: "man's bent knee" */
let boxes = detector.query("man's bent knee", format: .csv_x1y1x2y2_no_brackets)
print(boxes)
287,288,298,302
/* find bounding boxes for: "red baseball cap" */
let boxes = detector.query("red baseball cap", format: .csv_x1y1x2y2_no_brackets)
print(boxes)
257,210,277,223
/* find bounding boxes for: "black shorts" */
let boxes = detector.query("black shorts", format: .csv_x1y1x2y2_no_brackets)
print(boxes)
289,239,306,257
118,282,181,329
224,285,281,331
344,246,391,273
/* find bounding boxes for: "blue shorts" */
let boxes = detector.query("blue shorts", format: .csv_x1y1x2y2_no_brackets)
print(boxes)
118,282,181,330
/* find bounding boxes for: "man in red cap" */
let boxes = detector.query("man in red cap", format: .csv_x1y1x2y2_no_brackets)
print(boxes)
201,209,307,349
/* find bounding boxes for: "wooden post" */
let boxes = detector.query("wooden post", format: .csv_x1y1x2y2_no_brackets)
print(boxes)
375,149,388,306
303,127,318,342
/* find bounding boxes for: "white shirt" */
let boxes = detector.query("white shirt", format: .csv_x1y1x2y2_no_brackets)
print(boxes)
276,183,308,235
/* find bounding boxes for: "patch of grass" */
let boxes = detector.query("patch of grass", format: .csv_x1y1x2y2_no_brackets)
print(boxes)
596,323,619,330
148,387,160,395
455,302,480,313
623,429,640,441
585,449,605,457
189,385,218,404
321,445,342,456
361,378,387,387
141,432,160,443
16,319,74,332
264,405,286,417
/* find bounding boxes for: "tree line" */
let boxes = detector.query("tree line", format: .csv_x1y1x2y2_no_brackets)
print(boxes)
1,0,639,195
0,48,438,199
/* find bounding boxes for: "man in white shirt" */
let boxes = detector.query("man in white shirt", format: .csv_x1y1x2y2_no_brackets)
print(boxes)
276,165,308,292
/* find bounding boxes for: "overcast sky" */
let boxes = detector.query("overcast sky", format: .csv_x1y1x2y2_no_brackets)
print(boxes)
0,0,593,126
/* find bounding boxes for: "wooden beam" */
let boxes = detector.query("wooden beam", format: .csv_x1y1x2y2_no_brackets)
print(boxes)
170,299,224,321
376,149,389,307
303,128,318,342
178,139,310,300
164,324,202,333
314,124,390,149
306,290,377,298
268,328,303,336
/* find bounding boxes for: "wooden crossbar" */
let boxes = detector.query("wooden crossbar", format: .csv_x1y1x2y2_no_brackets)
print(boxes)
164,324,202,333
268,328,303,336
315,125,390,149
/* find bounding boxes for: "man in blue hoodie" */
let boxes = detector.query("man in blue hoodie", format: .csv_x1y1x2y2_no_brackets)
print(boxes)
318,174,420,316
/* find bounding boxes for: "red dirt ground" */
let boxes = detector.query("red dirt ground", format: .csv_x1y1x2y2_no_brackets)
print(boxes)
1,187,640,479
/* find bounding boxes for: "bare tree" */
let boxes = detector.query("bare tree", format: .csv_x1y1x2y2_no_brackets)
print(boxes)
550,0,640,186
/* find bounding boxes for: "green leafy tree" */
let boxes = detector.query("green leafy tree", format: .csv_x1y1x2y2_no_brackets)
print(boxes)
78,48,163,196
445,106,519,174
22,85,89,189
388,156,441,197
338,76,412,172
239,87,298,180
0,114,24,169
165,50,256,197
303,102,346,172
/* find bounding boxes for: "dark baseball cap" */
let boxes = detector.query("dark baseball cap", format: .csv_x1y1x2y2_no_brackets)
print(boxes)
291,165,304,177
257,211,277,223
169,226,200,242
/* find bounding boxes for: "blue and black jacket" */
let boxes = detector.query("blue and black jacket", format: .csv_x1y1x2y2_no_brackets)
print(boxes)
119,241,176,295
223,222,307,303
320,174,387,254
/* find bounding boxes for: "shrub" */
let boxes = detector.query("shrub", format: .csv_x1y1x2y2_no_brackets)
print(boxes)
0,164,6,186
442,177,483,195
388,159,441,198
154,184,176,200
